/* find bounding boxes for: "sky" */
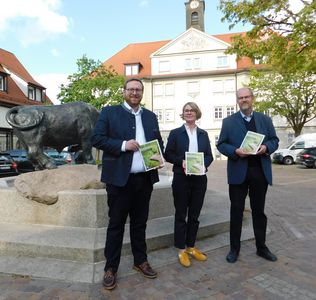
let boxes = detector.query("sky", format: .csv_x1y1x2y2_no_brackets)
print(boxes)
0,0,255,104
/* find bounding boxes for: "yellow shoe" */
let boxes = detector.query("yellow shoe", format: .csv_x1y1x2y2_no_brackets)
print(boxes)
186,247,207,261
178,251,191,267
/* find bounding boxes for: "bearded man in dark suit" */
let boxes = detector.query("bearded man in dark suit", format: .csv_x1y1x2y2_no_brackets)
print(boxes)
91,78,164,290
217,87,279,264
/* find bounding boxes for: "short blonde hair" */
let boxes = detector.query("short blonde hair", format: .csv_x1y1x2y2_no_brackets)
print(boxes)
180,102,202,120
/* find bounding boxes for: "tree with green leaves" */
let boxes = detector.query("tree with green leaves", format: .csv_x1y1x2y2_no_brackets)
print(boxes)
58,55,125,109
250,70,316,136
219,0,316,73
219,0,316,136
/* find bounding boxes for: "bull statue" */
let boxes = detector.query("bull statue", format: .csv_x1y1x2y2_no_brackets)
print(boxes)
6,101,99,170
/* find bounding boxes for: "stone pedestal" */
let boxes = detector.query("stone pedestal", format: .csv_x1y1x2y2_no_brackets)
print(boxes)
0,177,234,283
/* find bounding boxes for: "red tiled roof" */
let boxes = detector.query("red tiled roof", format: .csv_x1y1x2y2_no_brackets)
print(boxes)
103,40,170,78
0,48,51,106
103,31,256,78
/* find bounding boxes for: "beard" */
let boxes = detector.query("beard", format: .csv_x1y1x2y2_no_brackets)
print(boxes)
240,103,252,112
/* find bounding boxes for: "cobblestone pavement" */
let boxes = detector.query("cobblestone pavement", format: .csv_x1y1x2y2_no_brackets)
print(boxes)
0,162,315,299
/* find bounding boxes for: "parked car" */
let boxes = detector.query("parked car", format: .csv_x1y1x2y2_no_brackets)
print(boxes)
295,147,316,168
44,150,73,166
273,133,316,165
3,149,35,173
0,153,19,177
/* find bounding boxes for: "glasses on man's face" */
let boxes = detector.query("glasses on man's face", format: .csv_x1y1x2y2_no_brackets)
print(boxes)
125,88,143,94
238,95,252,100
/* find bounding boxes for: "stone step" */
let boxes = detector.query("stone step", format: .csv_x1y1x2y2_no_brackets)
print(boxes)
122,210,230,255
0,209,230,262
0,214,253,283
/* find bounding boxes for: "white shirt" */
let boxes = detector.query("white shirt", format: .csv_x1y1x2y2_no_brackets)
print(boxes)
240,111,253,122
184,124,198,152
122,102,146,173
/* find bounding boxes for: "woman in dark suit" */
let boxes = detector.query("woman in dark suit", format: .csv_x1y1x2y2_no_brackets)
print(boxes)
164,102,213,267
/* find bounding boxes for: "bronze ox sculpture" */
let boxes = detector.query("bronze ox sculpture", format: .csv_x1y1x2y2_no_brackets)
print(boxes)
6,101,99,170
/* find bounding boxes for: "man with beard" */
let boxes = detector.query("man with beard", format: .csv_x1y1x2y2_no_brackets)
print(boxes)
91,78,164,290
217,87,279,264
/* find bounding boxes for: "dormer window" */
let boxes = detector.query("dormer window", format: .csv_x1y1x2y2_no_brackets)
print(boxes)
28,86,35,100
27,84,45,102
0,73,7,91
125,63,141,76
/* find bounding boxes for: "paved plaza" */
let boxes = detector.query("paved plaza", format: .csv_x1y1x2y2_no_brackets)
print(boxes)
0,161,315,299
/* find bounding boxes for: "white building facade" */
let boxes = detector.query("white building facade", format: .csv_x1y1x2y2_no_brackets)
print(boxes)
104,0,315,157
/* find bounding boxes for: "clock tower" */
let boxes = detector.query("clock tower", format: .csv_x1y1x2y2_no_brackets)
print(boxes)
185,0,205,32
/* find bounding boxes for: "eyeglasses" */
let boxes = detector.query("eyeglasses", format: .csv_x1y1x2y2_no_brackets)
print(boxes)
237,95,252,100
184,109,195,113
125,88,143,94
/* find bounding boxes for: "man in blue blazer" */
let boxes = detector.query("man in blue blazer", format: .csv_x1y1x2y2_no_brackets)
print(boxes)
91,78,164,290
217,87,279,263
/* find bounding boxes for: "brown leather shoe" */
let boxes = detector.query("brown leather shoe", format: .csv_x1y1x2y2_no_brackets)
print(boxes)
133,261,157,279
103,268,117,290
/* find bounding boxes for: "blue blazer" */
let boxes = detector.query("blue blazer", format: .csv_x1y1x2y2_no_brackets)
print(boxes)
217,111,279,185
164,125,213,174
91,104,164,187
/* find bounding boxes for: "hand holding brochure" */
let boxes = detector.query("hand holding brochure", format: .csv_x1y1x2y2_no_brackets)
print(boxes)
139,139,165,171
185,152,205,175
240,131,265,154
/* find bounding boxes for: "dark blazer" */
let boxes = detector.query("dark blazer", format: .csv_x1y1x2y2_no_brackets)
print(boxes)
217,111,279,185
164,125,213,174
91,104,164,187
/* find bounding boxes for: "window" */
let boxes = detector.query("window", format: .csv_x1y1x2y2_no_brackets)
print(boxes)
214,107,223,120
213,79,235,94
217,56,228,67
254,56,267,64
187,81,200,95
213,80,224,93
185,58,201,70
226,106,235,116
153,84,163,96
224,79,235,93
165,83,174,96
191,12,199,24
28,86,35,100
291,141,305,150
159,61,170,73
0,75,4,91
185,58,191,70
165,109,175,122
193,58,201,69
154,109,163,123
125,64,139,76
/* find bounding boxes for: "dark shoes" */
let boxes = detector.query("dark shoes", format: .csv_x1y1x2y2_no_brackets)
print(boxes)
133,261,157,279
257,248,277,262
226,250,239,263
103,268,117,290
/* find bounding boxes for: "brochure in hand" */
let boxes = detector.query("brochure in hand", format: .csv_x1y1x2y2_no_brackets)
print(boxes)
185,152,205,175
139,139,165,171
240,131,265,154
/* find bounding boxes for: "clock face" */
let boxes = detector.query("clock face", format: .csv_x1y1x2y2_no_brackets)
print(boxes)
190,0,199,9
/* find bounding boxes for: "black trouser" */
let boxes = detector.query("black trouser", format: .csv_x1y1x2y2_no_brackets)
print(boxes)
172,173,207,249
229,166,268,253
104,172,153,272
